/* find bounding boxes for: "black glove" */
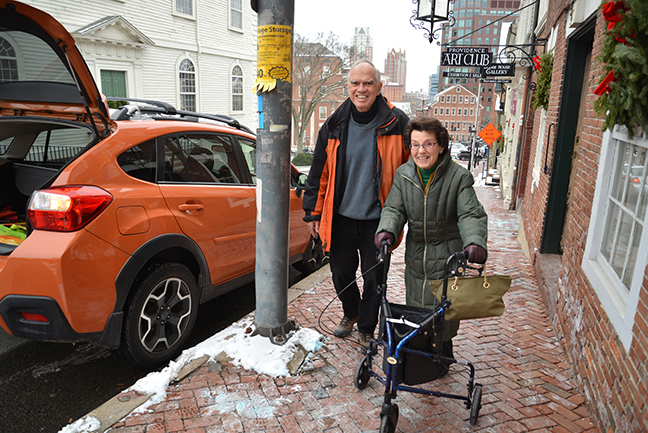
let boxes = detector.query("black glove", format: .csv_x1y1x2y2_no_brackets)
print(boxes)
374,231,395,250
464,245,486,264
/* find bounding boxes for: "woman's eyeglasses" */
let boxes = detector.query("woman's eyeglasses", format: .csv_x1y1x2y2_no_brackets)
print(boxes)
411,142,437,151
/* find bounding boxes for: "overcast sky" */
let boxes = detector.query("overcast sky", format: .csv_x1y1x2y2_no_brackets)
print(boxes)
294,0,444,94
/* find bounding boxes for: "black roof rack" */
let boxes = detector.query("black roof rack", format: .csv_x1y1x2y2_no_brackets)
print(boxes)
107,98,254,135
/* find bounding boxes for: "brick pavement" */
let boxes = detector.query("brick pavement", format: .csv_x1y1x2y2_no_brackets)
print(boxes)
107,181,596,433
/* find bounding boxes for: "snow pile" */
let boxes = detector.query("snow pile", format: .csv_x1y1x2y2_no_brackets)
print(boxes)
59,315,323,432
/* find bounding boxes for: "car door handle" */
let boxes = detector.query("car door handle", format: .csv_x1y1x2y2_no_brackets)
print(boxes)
178,203,204,212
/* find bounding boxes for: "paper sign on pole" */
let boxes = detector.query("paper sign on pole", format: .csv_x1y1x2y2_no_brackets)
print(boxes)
254,25,292,93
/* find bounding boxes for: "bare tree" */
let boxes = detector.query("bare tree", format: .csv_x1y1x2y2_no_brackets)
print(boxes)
292,32,350,154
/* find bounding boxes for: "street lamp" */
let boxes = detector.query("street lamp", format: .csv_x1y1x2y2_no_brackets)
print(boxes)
411,0,454,44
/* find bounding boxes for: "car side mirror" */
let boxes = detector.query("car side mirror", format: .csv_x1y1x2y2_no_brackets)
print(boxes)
295,173,307,199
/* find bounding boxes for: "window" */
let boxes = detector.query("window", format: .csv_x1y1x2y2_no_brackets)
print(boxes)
163,134,242,184
238,137,257,184
434,108,438,115
471,97,476,104
446,108,450,115
230,0,243,30
117,140,157,183
451,108,456,116
452,96,457,102
441,96,445,103
175,0,194,16
470,109,474,116
319,106,327,120
459,96,463,104
583,128,648,349
100,70,127,98
464,108,468,116
0,36,18,82
24,128,93,163
231,65,243,112
179,59,196,112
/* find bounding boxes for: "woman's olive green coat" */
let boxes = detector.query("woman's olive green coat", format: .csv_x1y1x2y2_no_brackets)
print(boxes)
377,153,488,339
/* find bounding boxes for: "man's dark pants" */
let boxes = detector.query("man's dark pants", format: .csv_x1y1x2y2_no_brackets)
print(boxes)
329,214,385,335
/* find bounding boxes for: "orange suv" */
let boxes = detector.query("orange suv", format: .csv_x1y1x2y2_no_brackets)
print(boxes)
0,1,325,368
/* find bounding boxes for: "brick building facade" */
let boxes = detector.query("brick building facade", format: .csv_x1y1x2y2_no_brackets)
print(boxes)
427,84,483,143
504,0,648,430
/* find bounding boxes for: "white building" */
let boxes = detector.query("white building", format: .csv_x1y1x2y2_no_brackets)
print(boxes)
350,26,372,63
20,0,259,129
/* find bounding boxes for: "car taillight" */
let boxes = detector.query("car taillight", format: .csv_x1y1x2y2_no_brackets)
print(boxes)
27,186,113,232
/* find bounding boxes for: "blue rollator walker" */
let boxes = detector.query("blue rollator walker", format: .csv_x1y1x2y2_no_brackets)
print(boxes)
353,243,483,432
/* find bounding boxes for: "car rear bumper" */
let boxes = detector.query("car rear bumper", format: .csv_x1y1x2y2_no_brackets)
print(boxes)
0,294,122,348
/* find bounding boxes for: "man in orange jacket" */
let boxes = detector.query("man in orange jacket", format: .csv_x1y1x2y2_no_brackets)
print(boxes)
302,60,410,351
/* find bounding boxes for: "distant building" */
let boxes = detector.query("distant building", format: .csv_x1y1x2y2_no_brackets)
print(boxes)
350,26,373,63
382,83,404,103
427,84,482,142
438,1,520,125
428,73,439,101
384,49,406,89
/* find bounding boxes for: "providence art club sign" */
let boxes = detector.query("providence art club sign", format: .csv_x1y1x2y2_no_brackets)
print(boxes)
441,47,515,80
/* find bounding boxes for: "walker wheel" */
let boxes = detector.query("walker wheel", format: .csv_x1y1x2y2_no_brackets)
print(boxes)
379,404,399,433
353,358,370,390
469,385,483,426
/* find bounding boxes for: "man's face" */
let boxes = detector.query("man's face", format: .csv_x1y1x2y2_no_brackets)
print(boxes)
348,64,382,113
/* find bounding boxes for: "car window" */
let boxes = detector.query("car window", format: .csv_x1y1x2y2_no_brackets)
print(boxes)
238,137,256,185
163,134,242,184
117,140,157,182
25,128,93,164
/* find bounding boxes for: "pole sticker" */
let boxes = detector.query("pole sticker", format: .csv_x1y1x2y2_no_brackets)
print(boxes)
254,25,293,93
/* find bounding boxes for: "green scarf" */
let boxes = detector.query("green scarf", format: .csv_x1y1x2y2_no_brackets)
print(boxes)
417,155,442,194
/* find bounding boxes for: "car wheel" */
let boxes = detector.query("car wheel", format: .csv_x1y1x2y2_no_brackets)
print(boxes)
293,236,328,275
119,263,199,369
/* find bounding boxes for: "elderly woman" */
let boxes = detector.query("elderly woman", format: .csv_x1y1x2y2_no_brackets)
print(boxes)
374,116,488,376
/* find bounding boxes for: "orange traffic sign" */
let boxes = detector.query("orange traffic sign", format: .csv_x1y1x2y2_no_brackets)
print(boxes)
478,123,501,146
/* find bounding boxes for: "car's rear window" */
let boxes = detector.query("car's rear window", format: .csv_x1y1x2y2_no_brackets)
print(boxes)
0,29,80,104
117,140,157,183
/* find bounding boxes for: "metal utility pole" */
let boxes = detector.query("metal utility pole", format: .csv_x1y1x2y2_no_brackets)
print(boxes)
251,0,296,343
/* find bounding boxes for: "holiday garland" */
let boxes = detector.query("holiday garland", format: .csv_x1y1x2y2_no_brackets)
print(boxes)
594,0,648,138
531,53,553,111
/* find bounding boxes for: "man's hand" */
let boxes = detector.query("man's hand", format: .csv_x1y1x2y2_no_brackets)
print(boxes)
307,220,320,239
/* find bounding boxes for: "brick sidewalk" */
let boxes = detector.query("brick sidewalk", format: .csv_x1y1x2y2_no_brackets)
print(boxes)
108,183,596,433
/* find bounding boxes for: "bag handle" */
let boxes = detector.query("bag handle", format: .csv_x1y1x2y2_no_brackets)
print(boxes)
451,263,489,290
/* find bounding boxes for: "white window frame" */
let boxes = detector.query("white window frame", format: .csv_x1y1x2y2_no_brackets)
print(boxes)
583,126,648,350
177,57,197,112
319,106,327,120
229,0,243,32
173,0,196,19
531,109,548,192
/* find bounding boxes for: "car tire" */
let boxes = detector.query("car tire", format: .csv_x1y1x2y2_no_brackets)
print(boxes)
293,236,328,275
118,263,199,369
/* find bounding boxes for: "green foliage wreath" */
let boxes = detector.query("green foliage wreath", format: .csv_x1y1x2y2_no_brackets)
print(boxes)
531,53,553,111
594,0,648,138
